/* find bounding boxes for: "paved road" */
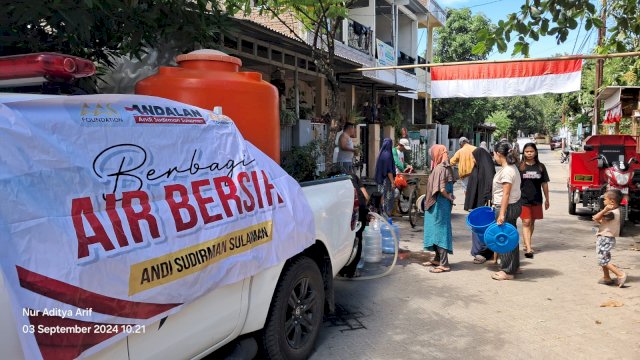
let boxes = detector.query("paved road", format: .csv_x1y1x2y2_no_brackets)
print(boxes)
311,146,640,360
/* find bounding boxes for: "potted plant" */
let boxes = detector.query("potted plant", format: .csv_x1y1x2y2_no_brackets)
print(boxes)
346,108,365,125
381,103,403,140
280,108,297,127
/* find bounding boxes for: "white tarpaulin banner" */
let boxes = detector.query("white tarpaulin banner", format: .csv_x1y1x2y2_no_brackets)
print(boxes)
431,59,582,98
0,94,315,360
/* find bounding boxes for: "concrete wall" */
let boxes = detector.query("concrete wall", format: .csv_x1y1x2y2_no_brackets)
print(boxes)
350,2,375,28
398,16,416,57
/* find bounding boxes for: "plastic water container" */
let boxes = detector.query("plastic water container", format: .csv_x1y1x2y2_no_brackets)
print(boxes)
466,206,496,242
484,223,519,253
135,50,280,163
362,226,382,263
380,218,400,254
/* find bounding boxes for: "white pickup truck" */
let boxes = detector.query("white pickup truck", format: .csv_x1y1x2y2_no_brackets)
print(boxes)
0,54,358,360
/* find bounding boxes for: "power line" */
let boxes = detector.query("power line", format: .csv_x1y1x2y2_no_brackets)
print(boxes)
576,28,595,54
571,16,584,54
466,0,506,9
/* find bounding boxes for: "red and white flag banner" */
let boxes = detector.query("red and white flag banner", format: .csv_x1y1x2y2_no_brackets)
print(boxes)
431,59,582,99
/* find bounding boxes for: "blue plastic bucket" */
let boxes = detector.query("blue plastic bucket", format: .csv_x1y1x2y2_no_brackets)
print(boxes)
484,223,519,253
466,206,496,242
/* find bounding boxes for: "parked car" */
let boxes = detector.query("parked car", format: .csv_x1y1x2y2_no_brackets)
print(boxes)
550,136,563,150
0,53,359,360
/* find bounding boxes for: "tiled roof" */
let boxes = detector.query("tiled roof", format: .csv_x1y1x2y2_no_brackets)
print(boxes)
234,12,363,66
234,11,306,41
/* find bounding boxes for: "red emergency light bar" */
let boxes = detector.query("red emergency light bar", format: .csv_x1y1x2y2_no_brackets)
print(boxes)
0,52,96,86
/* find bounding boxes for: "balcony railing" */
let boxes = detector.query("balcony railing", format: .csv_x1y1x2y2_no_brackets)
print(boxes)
397,51,416,74
347,19,373,56
427,0,447,25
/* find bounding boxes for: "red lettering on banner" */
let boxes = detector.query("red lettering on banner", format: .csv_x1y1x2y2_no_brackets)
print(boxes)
238,171,255,212
192,179,222,224
164,184,198,232
250,171,264,209
105,193,129,247
261,170,284,206
213,176,243,218
72,197,115,259
122,191,160,244
70,170,287,259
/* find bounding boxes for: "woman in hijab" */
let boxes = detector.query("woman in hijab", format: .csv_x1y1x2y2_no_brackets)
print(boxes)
465,146,497,264
423,144,455,273
375,138,396,216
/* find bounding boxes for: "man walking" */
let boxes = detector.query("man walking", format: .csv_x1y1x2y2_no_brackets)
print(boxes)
450,137,476,194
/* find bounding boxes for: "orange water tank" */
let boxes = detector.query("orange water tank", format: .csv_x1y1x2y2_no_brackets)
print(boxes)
135,50,280,163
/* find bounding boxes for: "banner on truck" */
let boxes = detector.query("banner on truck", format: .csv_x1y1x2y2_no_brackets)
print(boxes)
0,94,315,360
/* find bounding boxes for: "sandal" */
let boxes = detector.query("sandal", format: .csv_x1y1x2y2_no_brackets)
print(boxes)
618,273,627,288
524,251,534,259
473,255,487,264
598,278,614,285
421,260,440,267
491,271,514,281
429,266,450,273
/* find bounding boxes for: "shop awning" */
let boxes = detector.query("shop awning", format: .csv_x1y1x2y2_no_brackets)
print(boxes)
596,86,640,124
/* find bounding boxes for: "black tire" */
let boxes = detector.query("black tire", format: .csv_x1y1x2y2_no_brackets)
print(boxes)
262,257,324,360
408,189,420,228
398,191,411,214
568,190,576,215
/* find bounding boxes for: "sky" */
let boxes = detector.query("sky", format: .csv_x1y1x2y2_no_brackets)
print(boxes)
430,0,600,60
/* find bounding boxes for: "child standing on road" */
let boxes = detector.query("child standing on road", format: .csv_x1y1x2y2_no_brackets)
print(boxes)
592,190,627,287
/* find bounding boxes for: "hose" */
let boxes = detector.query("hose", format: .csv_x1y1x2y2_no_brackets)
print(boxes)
338,212,399,281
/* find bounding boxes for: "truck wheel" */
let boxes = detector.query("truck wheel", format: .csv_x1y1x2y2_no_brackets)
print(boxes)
263,257,324,360
568,191,576,215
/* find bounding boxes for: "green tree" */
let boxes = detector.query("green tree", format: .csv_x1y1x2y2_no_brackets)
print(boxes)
226,0,354,169
529,94,562,134
487,110,513,139
432,8,495,133
434,8,496,63
0,1,229,68
474,0,640,57
493,97,541,135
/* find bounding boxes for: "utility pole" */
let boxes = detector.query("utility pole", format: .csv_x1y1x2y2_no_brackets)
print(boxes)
593,0,607,135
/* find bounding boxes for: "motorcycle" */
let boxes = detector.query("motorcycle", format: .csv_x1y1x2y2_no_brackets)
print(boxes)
593,154,639,235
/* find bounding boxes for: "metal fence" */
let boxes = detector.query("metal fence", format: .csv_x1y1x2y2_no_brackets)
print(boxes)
408,131,429,170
